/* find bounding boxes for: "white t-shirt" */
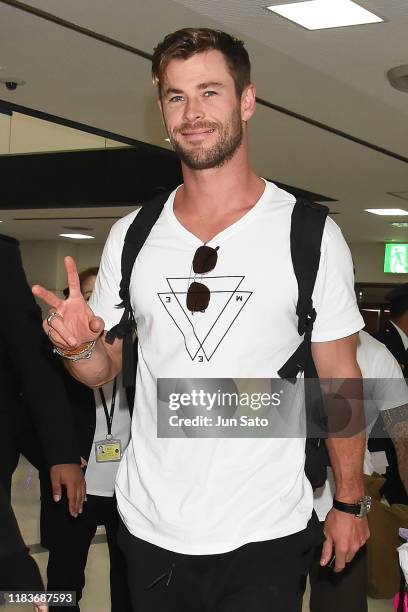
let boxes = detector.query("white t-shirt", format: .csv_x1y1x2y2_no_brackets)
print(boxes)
89,179,363,554
313,330,408,521
85,374,132,497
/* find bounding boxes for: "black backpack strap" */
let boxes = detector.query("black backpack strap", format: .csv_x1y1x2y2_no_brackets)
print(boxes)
105,191,169,387
278,198,329,379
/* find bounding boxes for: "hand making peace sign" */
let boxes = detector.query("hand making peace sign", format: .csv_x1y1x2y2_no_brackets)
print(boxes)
32,256,105,351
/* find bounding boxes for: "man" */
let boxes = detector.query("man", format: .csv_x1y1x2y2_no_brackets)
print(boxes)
0,233,85,514
33,28,368,612
311,330,408,612
0,233,85,611
0,481,47,612
374,283,408,505
376,283,408,378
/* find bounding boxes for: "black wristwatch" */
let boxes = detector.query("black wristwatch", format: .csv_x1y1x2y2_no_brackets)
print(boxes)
333,496,372,518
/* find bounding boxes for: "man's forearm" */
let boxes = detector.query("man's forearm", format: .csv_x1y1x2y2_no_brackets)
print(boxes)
324,377,366,502
326,434,366,502
382,405,408,494
64,333,122,388
312,335,365,502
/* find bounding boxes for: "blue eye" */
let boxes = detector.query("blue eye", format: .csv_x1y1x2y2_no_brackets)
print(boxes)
204,91,217,97
169,95,183,103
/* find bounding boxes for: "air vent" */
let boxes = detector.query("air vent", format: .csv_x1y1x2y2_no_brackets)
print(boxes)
63,226,93,231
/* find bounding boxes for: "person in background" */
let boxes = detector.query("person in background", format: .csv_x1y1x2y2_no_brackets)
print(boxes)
78,267,99,302
0,233,85,610
0,234,85,511
0,482,48,612
376,283,408,378
39,266,132,612
310,330,408,612
372,283,408,505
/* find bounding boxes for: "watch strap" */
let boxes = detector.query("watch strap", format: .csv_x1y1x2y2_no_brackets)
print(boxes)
333,498,360,515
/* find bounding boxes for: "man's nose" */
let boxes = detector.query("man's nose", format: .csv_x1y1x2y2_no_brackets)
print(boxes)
183,98,204,123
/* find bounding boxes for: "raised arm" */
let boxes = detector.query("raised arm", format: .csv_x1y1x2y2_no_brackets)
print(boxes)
312,333,369,573
32,256,122,388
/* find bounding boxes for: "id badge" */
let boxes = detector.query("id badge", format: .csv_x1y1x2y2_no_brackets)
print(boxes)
95,439,122,463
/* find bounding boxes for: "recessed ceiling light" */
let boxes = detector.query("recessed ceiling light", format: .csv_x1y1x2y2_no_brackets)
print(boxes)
266,0,383,30
164,138,170,142
391,222,408,228
59,233,94,239
365,209,408,216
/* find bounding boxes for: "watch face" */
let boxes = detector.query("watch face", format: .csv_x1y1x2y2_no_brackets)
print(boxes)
358,495,372,517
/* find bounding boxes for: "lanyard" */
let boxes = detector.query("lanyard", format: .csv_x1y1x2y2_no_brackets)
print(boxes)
98,378,117,439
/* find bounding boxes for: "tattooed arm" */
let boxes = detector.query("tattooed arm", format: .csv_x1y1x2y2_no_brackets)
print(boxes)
382,404,408,495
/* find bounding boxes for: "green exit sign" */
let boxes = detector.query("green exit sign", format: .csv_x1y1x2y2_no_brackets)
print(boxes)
384,244,408,273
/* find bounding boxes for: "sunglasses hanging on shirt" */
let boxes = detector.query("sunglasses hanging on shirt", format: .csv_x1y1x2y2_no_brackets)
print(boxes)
187,245,219,313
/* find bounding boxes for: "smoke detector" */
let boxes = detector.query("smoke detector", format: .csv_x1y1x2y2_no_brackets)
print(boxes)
387,65,408,93
0,77,26,91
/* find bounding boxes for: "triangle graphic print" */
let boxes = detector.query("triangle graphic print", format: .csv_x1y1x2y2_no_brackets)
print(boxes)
158,276,252,361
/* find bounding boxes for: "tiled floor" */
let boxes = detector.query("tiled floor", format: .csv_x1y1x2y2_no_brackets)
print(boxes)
4,457,394,611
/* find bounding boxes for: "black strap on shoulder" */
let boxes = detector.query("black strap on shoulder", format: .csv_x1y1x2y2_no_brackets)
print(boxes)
278,198,329,379
105,191,169,386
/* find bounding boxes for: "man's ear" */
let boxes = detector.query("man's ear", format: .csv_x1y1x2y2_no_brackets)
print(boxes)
241,84,256,122
157,96,163,114
157,96,169,137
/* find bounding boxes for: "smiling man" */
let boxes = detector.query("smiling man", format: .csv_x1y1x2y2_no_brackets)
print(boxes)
33,28,367,612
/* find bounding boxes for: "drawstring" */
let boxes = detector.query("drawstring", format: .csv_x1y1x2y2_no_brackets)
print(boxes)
145,560,176,590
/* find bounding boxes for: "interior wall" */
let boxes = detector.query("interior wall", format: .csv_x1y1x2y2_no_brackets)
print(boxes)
350,242,408,284
20,240,104,298
20,241,60,291
0,112,126,154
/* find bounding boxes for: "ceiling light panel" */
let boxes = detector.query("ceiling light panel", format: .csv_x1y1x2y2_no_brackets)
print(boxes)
266,0,383,30
365,209,408,216
59,233,94,239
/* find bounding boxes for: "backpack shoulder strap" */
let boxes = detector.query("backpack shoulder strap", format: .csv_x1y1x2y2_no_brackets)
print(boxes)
278,198,329,379
105,190,169,386
118,191,169,306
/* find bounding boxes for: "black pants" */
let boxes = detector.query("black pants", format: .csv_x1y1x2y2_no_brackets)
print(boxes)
118,514,323,612
0,548,44,592
40,477,132,612
0,481,44,592
309,537,368,612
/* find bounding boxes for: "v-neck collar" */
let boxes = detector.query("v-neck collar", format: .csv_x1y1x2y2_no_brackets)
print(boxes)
164,179,269,247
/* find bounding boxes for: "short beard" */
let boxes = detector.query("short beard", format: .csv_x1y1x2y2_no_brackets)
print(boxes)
169,108,243,171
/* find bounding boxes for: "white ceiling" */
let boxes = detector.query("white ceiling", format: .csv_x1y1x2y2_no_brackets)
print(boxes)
0,0,407,245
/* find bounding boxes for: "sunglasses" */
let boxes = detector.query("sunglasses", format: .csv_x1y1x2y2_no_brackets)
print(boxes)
187,245,219,312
